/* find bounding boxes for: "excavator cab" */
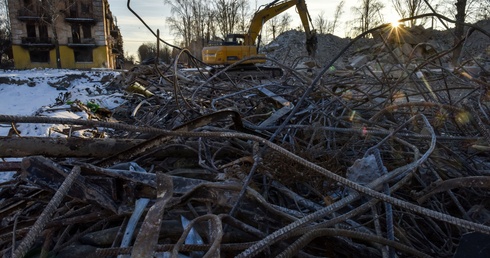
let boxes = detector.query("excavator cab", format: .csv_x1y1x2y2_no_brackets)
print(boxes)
202,34,265,65
223,34,245,46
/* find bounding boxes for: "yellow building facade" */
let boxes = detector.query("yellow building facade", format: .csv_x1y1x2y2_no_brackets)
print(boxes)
8,0,123,69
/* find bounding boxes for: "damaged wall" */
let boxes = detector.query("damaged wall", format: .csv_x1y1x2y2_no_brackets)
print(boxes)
7,0,123,69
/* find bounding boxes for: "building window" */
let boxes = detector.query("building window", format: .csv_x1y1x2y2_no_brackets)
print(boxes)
29,50,50,62
23,0,34,8
26,23,36,38
67,0,92,18
82,24,92,38
71,24,81,43
74,49,93,62
71,24,92,43
39,23,48,40
68,0,77,17
26,23,49,42
81,2,91,14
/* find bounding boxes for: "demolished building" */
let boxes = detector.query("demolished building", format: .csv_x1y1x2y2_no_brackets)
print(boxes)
7,0,123,69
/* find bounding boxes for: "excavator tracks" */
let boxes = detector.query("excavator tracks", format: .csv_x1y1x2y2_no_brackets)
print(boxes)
210,65,284,80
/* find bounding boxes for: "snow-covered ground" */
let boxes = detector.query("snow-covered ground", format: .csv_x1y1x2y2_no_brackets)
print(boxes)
0,68,125,135
0,68,126,181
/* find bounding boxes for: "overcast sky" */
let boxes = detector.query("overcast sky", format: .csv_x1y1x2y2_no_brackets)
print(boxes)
107,0,400,60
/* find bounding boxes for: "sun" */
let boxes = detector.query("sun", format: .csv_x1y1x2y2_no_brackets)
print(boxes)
390,19,401,28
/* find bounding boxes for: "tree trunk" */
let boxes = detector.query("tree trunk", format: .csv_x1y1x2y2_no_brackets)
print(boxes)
52,24,62,69
51,17,62,69
452,0,467,66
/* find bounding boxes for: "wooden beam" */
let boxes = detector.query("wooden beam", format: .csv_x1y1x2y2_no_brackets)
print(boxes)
0,137,145,158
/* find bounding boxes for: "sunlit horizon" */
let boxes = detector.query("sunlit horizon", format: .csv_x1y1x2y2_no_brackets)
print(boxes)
107,0,453,61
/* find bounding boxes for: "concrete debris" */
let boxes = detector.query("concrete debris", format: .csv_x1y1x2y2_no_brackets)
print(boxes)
263,19,490,80
263,30,353,69
346,154,381,191
346,55,369,70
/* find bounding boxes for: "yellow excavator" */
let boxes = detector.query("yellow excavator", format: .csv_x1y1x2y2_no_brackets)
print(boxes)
202,0,317,76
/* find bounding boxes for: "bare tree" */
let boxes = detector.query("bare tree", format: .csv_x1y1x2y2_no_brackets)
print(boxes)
279,13,292,34
34,0,69,68
314,11,328,34
464,0,490,22
348,0,385,37
267,16,278,41
436,0,479,65
0,0,10,38
475,0,490,19
164,0,250,57
392,0,430,27
190,0,210,58
236,0,251,33
267,13,292,41
164,0,194,48
437,0,487,23
315,2,344,35
0,0,11,65
138,42,172,64
213,0,248,38
330,0,345,34
205,8,218,43
191,0,205,42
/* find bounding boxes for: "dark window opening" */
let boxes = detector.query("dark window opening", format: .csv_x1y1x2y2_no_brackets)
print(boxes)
39,24,48,41
22,0,40,14
71,24,81,43
68,0,77,17
74,49,93,62
29,50,50,62
67,1,92,18
81,3,91,14
23,0,33,8
82,24,91,38
26,23,36,38
23,0,33,5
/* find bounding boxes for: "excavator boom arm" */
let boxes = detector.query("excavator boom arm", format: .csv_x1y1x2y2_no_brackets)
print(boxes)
245,0,316,56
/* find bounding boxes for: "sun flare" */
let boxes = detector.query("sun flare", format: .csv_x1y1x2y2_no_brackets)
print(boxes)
390,19,401,28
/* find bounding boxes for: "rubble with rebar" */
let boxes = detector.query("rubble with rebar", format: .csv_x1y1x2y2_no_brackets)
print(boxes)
1,20,490,258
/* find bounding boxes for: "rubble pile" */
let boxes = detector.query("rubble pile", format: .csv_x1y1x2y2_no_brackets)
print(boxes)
431,19,490,61
263,20,490,80
339,25,442,79
263,30,355,68
1,20,490,258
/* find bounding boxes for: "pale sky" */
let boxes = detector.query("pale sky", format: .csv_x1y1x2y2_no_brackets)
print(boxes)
107,0,401,60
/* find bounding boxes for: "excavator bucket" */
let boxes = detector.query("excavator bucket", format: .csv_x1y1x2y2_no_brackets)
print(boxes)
306,31,318,58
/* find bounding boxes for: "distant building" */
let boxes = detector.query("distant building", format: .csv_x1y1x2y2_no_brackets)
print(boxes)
7,0,123,69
